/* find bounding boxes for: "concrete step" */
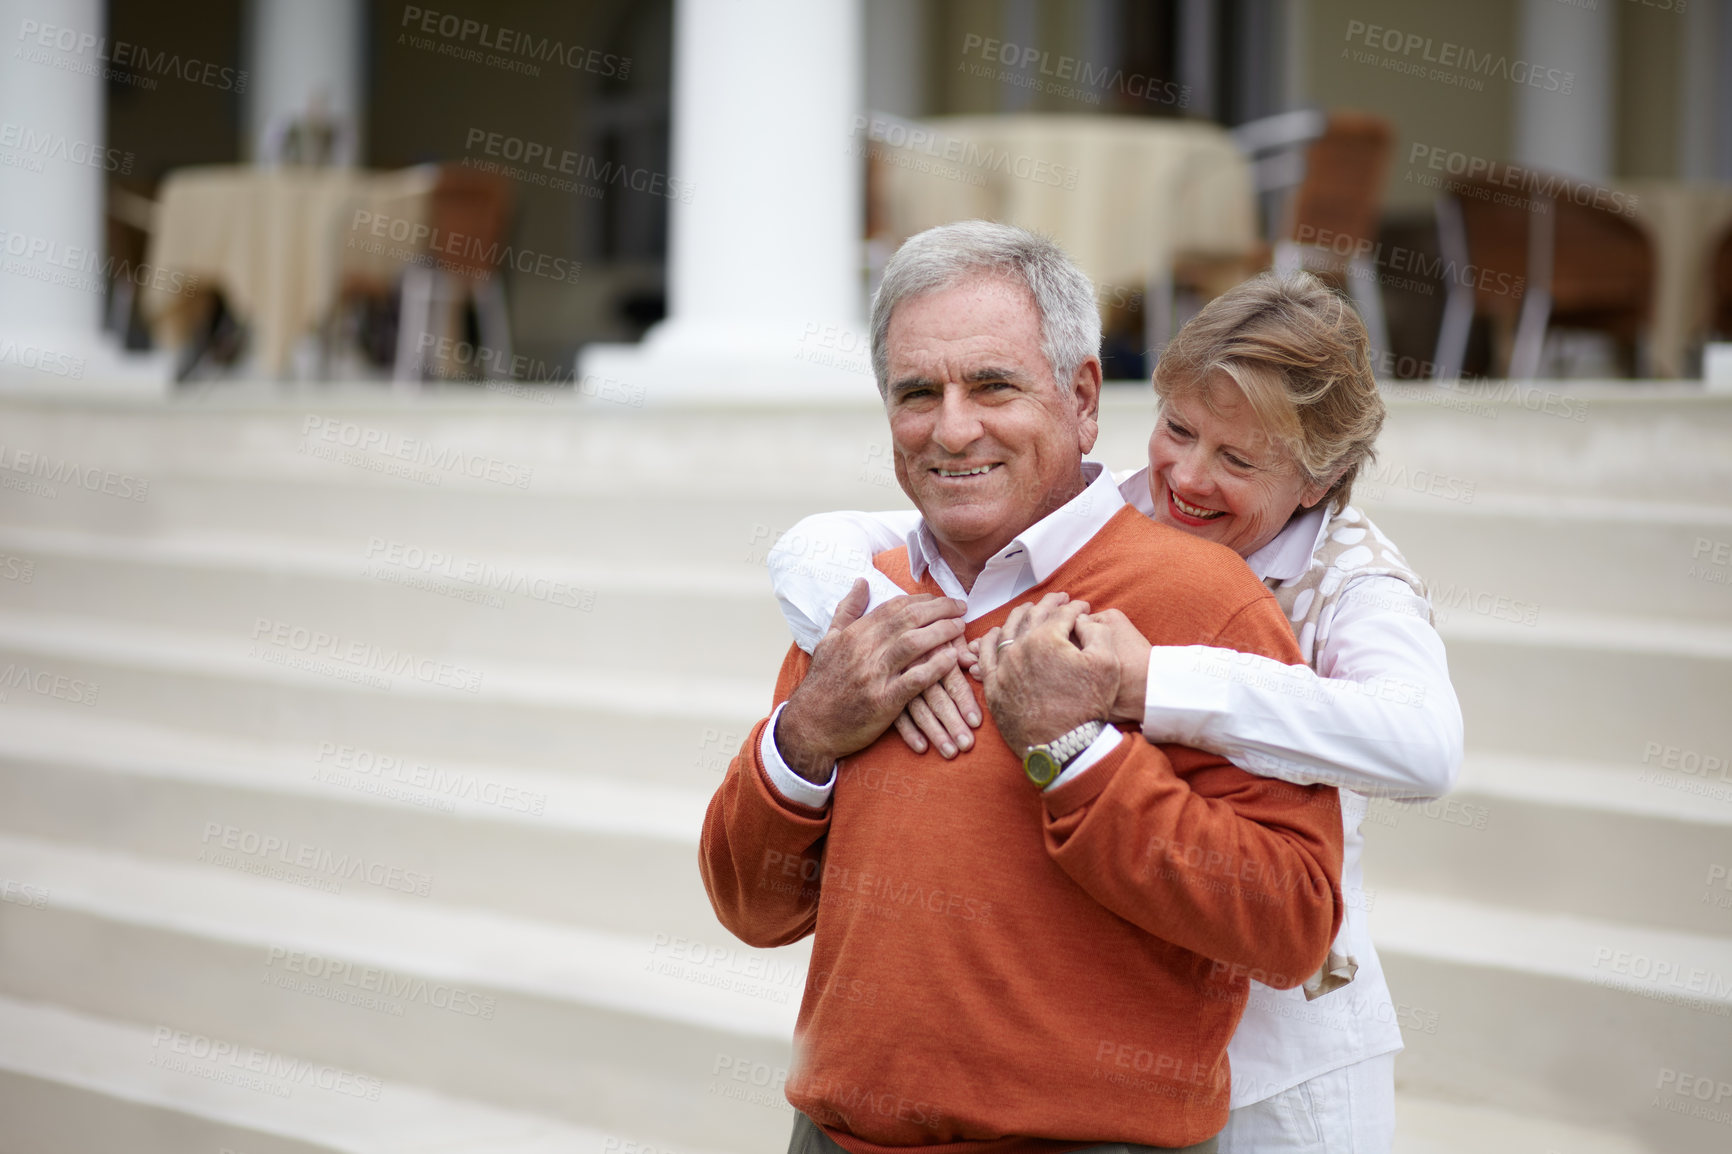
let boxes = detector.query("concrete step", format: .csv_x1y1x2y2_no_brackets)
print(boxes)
2,387,1726,527
4,384,1729,498
7,829,1718,1154
0,995,740,1154
6,384,1727,1153
1390,1092,1653,1154
6,496,1727,680
0,834,802,1152
1373,888,1732,1154
1435,609,1732,763
0,388,903,496
6,581,1727,781
0,705,728,939
0,525,795,677
0,995,1675,1154
0,472,884,571
8,680,1728,951
1364,752,1732,939
1364,499,1732,626
0,610,761,786
1365,385,1732,508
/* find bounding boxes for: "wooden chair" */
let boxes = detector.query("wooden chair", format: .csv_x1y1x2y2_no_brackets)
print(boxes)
1230,108,1328,243
1433,175,1652,380
1713,224,1732,338
391,164,515,381
1221,110,1394,356
1270,111,1395,356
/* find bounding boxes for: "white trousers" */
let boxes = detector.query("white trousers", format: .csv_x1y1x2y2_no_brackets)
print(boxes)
1218,1052,1397,1154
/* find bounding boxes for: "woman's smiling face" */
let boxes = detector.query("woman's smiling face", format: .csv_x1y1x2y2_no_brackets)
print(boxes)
1145,373,1332,558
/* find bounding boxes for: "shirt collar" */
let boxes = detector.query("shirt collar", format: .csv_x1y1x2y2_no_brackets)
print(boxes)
1246,502,1330,582
1118,463,1327,582
906,461,1125,586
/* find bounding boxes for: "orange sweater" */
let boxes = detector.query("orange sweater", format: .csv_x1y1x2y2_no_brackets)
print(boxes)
700,507,1344,1152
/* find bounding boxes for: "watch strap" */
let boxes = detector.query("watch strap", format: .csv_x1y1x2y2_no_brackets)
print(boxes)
1025,720,1108,787
1046,720,1107,766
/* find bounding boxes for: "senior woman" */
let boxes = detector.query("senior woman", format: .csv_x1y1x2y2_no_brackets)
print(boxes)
766,271,1463,1154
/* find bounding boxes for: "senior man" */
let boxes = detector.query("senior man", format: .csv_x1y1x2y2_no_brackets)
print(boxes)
699,221,1343,1154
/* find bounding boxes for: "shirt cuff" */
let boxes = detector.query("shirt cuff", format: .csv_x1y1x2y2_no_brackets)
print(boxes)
759,701,837,808
1046,723,1125,790
1142,645,1234,745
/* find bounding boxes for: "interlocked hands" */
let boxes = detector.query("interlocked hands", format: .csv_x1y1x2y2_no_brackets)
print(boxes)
976,593,1122,756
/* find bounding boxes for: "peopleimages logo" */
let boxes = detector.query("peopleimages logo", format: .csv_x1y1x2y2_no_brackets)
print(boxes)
463,127,690,204
263,946,497,1019
1405,144,1639,219
200,822,435,898
347,209,582,286
148,1027,381,1100
959,33,1188,107
398,6,630,79
0,228,200,299
0,121,132,174
850,113,1079,190
0,443,149,501
249,617,485,695
300,414,535,489
15,19,247,92
1342,19,1573,94
1294,223,1524,299
0,337,84,379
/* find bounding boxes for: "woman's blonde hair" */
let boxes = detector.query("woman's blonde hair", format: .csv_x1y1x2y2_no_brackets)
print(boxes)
1153,271,1383,510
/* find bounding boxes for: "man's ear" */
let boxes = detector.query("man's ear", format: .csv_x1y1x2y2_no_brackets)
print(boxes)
1070,357,1103,454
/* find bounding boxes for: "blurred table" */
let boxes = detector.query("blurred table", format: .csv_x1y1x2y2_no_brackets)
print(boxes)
1620,181,1732,379
871,115,1258,299
143,166,437,376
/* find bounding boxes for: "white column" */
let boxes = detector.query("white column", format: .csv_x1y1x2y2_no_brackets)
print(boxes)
579,0,871,404
245,0,364,165
0,0,163,394
1512,0,1613,181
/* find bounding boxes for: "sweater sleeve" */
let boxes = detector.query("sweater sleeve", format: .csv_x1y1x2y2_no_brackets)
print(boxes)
698,644,833,948
1039,595,1345,986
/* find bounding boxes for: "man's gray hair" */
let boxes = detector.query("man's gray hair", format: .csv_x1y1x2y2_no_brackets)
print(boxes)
870,220,1101,398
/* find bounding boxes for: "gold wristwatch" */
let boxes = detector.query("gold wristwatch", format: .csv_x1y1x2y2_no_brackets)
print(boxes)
1022,720,1107,788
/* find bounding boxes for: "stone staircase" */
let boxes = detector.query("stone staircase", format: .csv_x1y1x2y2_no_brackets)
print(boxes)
0,383,1726,1153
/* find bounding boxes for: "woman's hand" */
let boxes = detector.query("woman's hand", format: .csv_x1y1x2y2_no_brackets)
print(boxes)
891,634,981,758
966,592,1078,682
891,593,1122,757
978,599,1117,755
1076,608,1153,726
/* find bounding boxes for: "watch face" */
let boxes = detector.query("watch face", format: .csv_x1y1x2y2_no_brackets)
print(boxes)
1024,748,1060,787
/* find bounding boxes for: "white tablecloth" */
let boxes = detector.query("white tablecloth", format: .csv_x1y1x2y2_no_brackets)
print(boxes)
1619,181,1732,379
872,115,1257,297
143,166,437,374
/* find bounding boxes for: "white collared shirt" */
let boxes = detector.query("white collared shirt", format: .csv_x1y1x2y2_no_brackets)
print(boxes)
760,463,1128,805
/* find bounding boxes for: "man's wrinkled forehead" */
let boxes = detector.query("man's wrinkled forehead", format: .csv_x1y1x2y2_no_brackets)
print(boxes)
882,274,1046,380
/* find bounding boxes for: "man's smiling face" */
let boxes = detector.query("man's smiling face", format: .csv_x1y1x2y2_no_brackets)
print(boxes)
885,273,1100,588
